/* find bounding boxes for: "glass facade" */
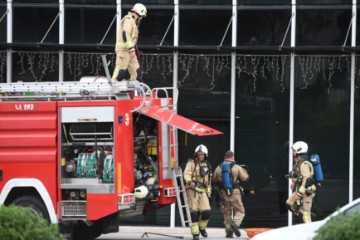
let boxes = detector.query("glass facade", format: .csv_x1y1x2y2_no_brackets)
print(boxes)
234,55,290,227
237,10,291,46
0,0,359,229
294,55,351,214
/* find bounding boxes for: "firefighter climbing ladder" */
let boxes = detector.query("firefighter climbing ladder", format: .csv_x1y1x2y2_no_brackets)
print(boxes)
172,166,192,227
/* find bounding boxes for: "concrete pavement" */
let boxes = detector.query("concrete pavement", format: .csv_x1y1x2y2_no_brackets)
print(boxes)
97,226,251,240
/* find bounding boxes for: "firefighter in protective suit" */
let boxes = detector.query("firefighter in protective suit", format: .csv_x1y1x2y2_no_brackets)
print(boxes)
112,3,147,82
183,144,212,240
213,150,249,238
286,141,316,223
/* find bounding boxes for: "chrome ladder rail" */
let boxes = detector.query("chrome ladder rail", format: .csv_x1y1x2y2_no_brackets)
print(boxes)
172,167,192,227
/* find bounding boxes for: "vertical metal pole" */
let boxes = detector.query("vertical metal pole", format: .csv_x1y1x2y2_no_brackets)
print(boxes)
170,0,179,228
173,0,179,113
288,0,296,226
230,0,237,152
6,0,13,83
349,0,357,203
59,0,64,82
116,0,122,38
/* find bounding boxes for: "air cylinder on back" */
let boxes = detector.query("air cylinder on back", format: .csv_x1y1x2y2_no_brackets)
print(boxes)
310,154,324,183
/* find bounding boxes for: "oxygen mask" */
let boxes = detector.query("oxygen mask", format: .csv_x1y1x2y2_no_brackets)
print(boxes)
200,166,209,177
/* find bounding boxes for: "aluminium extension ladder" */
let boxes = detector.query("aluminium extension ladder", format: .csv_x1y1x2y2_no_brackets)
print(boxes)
172,166,192,227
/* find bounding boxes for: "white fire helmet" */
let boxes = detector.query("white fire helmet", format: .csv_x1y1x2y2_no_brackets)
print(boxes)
134,185,149,199
195,144,208,157
292,141,308,155
131,3,147,17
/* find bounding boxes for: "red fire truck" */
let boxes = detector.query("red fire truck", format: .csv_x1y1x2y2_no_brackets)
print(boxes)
0,78,222,239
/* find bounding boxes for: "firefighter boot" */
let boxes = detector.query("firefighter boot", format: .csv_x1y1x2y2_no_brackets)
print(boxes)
200,229,208,237
225,228,233,238
231,222,241,237
193,234,200,240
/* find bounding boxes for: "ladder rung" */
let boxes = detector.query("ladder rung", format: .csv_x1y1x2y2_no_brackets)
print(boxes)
172,167,192,227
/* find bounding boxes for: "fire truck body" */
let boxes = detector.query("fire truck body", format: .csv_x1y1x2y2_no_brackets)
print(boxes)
0,80,222,239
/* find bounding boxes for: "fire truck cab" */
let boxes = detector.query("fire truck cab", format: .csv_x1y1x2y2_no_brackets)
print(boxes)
0,78,222,239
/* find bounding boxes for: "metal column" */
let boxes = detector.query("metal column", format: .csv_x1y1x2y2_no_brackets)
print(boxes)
349,0,357,203
6,0,12,83
170,0,179,228
230,0,237,152
116,0,122,37
288,0,297,226
59,0,64,82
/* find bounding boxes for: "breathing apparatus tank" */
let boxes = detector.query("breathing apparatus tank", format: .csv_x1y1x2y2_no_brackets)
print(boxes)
221,162,233,195
310,154,324,183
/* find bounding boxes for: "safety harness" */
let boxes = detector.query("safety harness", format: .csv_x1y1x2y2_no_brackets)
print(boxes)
293,158,316,197
190,159,212,193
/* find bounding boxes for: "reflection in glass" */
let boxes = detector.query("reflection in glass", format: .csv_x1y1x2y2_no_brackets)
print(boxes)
294,55,350,215
354,56,360,200
13,7,59,43
237,10,291,46
235,55,290,227
297,9,351,46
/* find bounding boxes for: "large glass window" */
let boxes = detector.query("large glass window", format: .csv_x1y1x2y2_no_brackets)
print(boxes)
179,9,232,46
180,0,232,5
138,53,173,87
354,56,360,200
238,0,290,4
234,55,290,227
296,9,351,46
135,9,174,46
176,54,231,167
12,51,59,82
13,7,58,43
294,55,351,217
0,5,6,42
13,0,58,3
123,0,173,5
0,51,5,83
297,0,351,4
65,7,115,44
237,10,291,47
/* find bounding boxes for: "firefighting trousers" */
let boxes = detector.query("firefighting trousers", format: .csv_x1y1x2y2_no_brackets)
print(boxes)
112,50,139,81
286,192,314,223
220,189,245,228
186,188,211,236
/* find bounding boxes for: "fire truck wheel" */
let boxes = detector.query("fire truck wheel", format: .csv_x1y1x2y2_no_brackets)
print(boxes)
13,195,50,222
72,221,102,240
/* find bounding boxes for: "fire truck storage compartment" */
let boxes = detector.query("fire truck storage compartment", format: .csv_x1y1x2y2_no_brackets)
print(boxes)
60,106,115,196
133,113,160,200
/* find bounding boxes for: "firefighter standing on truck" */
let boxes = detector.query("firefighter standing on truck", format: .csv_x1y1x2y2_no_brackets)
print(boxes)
183,144,212,240
213,150,249,238
111,3,147,82
286,141,316,223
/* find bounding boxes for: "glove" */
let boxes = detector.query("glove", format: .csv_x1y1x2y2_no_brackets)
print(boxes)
136,50,143,59
212,184,220,195
240,164,249,171
207,191,212,198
